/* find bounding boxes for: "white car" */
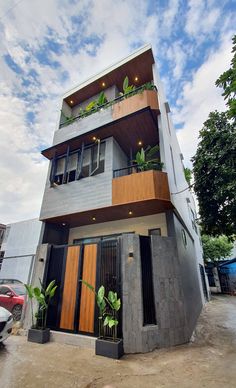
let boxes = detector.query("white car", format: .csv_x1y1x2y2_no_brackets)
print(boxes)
0,306,13,343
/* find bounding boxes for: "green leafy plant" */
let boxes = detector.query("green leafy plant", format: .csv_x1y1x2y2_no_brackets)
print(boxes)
134,144,163,171
85,100,97,112
97,91,108,107
80,280,121,341
24,279,57,330
120,76,135,97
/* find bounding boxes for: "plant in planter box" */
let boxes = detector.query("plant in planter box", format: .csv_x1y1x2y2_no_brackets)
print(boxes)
24,279,57,344
134,144,163,172
81,280,124,359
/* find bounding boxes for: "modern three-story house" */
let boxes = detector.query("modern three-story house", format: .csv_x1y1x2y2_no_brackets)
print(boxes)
34,45,208,353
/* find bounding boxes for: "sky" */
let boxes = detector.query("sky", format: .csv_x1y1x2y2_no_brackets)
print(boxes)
0,0,235,224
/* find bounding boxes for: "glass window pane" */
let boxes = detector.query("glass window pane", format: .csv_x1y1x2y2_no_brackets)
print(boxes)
56,157,65,175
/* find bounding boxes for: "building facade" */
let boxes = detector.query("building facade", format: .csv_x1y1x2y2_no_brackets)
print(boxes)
0,219,42,284
33,45,208,353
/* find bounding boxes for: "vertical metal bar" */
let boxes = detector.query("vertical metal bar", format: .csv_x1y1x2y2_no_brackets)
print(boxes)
63,145,70,184
76,142,84,180
50,153,56,186
129,147,133,175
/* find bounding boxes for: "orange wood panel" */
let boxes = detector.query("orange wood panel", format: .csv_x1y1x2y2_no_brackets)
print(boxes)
112,170,170,205
60,246,80,330
112,90,159,120
79,244,97,333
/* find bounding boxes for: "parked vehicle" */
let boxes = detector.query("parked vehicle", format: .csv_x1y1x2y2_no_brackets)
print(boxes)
0,284,26,320
0,306,13,343
0,279,23,285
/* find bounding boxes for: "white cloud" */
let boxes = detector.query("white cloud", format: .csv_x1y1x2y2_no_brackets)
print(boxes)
185,0,220,38
174,33,233,167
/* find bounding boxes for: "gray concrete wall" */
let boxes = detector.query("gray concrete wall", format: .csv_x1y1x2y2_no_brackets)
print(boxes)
121,234,159,353
172,214,203,339
23,244,50,329
151,236,189,347
121,230,202,353
53,106,113,146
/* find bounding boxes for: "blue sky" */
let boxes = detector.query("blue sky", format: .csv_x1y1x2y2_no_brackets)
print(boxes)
0,0,235,223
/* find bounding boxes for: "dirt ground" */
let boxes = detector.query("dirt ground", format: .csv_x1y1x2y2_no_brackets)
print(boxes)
0,295,236,388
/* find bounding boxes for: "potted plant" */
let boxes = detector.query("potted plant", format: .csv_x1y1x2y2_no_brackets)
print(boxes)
24,279,57,344
81,280,124,359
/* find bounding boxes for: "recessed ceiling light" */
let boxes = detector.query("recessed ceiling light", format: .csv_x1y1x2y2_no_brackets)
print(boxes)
102,82,106,87
134,76,138,82
70,100,74,104
138,141,142,146
92,217,96,221
92,136,97,141
62,223,66,226
128,211,133,215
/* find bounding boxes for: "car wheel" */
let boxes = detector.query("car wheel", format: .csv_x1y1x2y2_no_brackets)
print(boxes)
12,304,22,321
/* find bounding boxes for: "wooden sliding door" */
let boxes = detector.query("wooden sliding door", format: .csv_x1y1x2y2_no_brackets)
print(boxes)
78,244,97,333
60,246,80,330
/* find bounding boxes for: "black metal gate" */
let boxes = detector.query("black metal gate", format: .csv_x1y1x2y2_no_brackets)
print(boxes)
45,238,121,336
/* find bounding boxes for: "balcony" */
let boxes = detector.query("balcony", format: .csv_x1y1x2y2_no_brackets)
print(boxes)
112,168,171,205
50,84,159,156
43,87,160,160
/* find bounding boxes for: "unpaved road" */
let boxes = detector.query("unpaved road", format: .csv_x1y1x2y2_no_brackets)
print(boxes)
0,295,235,388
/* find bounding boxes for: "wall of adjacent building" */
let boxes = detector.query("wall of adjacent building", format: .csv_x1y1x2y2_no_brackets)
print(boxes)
0,219,42,283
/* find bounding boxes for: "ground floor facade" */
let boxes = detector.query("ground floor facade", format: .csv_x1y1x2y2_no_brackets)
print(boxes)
25,210,208,353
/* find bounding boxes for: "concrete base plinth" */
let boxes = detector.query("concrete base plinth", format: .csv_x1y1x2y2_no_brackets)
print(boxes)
50,330,96,349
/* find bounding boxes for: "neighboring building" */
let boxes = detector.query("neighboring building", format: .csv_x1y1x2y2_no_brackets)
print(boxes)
0,223,6,271
31,45,208,353
0,219,42,284
206,259,236,295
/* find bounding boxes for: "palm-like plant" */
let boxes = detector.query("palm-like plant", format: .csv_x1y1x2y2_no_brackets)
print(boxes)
134,144,163,171
25,279,57,329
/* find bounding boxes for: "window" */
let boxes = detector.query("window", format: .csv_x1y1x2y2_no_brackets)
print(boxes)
0,286,9,295
51,141,106,186
181,229,187,247
148,228,161,236
170,146,177,187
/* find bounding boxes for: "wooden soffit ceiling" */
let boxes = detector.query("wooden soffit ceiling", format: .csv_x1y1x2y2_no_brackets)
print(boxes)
64,48,155,107
41,108,159,160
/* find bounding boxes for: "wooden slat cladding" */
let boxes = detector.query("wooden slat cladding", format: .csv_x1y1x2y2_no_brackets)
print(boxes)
112,170,170,205
60,246,80,330
112,90,159,120
79,244,97,333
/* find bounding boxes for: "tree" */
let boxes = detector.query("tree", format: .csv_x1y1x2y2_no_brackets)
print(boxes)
202,234,233,263
192,111,236,236
184,167,192,186
215,35,236,121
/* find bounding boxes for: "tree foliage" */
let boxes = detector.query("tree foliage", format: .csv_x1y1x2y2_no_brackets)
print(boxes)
215,34,236,121
184,167,192,186
192,111,236,236
202,234,233,263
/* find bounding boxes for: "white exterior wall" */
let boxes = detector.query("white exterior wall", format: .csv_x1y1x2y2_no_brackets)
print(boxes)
152,63,207,302
68,213,167,244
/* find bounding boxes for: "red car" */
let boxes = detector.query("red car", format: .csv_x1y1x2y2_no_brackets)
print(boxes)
0,284,26,321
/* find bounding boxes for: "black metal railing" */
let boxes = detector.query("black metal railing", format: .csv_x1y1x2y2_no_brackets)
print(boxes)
60,84,157,129
113,163,163,178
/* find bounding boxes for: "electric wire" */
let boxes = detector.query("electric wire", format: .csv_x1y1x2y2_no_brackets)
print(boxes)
171,139,236,195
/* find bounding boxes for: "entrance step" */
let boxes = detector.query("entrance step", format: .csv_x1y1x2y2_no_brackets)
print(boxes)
50,330,96,349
